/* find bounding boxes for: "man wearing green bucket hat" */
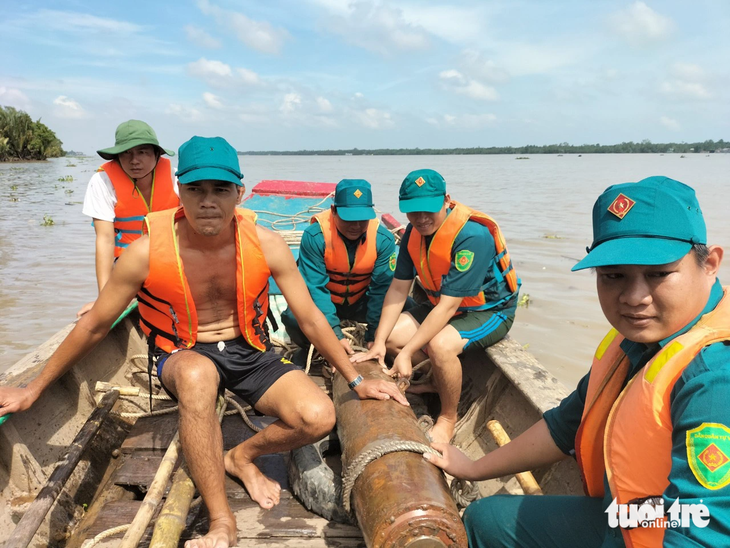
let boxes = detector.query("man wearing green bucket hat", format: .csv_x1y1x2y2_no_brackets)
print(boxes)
0,136,408,548
425,176,729,547
281,179,397,357
78,120,178,316
354,168,521,444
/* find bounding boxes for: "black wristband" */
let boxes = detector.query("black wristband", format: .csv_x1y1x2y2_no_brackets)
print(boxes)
348,375,364,390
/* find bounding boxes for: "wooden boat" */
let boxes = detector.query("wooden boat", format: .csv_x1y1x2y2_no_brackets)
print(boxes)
0,180,583,547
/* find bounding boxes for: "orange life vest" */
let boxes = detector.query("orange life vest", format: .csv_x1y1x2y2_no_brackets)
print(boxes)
137,207,271,354
575,289,730,548
98,157,178,257
311,210,379,305
406,201,519,312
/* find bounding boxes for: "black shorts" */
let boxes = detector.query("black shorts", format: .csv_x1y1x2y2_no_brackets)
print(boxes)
156,336,298,406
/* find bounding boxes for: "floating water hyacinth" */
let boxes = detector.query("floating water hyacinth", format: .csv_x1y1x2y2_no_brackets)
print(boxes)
40,214,54,226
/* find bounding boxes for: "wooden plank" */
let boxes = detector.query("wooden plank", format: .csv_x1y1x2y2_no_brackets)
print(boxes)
83,500,149,539
121,415,178,453
182,495,362,542
114,453,164,487
486,335,571,415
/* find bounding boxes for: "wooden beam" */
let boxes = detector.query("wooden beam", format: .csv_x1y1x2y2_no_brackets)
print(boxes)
4,390,119,548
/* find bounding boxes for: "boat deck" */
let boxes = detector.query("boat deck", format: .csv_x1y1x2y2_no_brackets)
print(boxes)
69,409,364,547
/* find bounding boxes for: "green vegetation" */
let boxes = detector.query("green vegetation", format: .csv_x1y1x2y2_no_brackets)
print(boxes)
240,139,729,156
58,175,74,181
518,294,531,308
0,106,64,161
41,214,55,226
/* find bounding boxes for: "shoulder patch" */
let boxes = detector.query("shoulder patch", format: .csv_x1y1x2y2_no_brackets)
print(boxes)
389,252,396,271
687,422,730,490
454,249,474,272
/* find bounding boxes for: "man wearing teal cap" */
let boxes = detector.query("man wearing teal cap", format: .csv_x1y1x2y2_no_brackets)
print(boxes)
425,176,729,548
355,168,520,444
78,120,179,317
281,179,396,356
0,137,407,548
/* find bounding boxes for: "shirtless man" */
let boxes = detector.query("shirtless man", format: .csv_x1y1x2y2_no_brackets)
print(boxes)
0,136,407,548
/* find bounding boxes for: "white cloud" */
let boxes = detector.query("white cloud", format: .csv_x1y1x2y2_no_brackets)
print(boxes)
52,95,86,118
184,25,222,49
439,70,499,101
0,87,32,110
316,97,333,113
319,1,429,55
431,113,497,129
198,0,289,54
671,62,704,81
660,80,711,100
166,103,204,122
398,4,486,45
460,50,510,84
659,116,680,131
280,93,302,114
660,62,711,100
188,57,233,80
188,58,261,89
29,9,144,35
236,68,261,86
203,92,223,109
609,1,673,46
354,108,394,129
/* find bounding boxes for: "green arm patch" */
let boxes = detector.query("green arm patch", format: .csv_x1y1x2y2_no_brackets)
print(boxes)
389,252,396,272
687,422,730,490
454,249,474,272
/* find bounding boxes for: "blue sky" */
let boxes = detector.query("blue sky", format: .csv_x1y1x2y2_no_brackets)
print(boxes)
1,0,728,153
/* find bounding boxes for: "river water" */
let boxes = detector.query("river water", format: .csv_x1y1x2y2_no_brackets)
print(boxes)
1,153,728,388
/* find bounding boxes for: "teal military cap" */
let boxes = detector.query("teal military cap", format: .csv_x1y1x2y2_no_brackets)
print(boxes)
334,179,376,221
572,176,706,271
399,169,447,213
175,136,244,186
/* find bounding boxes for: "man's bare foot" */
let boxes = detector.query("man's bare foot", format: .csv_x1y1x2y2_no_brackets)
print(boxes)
429,417,456,445
224,451,281,509
185,514,237,548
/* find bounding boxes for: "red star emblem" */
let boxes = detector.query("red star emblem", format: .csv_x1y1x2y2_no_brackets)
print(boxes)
699,443,730,472
607,193,636,219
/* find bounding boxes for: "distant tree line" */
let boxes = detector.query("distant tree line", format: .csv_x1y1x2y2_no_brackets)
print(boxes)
241,139,729,156
0,106,65,161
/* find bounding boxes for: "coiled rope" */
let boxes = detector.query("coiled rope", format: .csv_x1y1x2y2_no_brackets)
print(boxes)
341,440,442,514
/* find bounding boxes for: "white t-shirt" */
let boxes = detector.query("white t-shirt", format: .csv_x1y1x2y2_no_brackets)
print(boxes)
82,168,180,222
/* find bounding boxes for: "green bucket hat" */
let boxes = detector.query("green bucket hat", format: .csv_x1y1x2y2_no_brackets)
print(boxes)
97,120,174,160
399,169,447,213
334,179,376,221
572,176,706,271
175,136,243,186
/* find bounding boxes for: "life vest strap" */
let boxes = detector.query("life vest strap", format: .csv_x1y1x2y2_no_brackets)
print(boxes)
328,285,368,299
325,269,372,281
114,215,146,223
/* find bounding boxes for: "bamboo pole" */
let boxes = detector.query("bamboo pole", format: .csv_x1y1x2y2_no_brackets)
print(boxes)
4,390,120,548
95,381,141,396
118,432,182,548
486,420,544,496
148,464,196,548
147,395,227,548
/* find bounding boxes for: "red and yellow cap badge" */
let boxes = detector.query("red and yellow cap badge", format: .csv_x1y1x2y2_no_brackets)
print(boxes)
415,176,426,187
607,193,636,219
353,189,362,199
